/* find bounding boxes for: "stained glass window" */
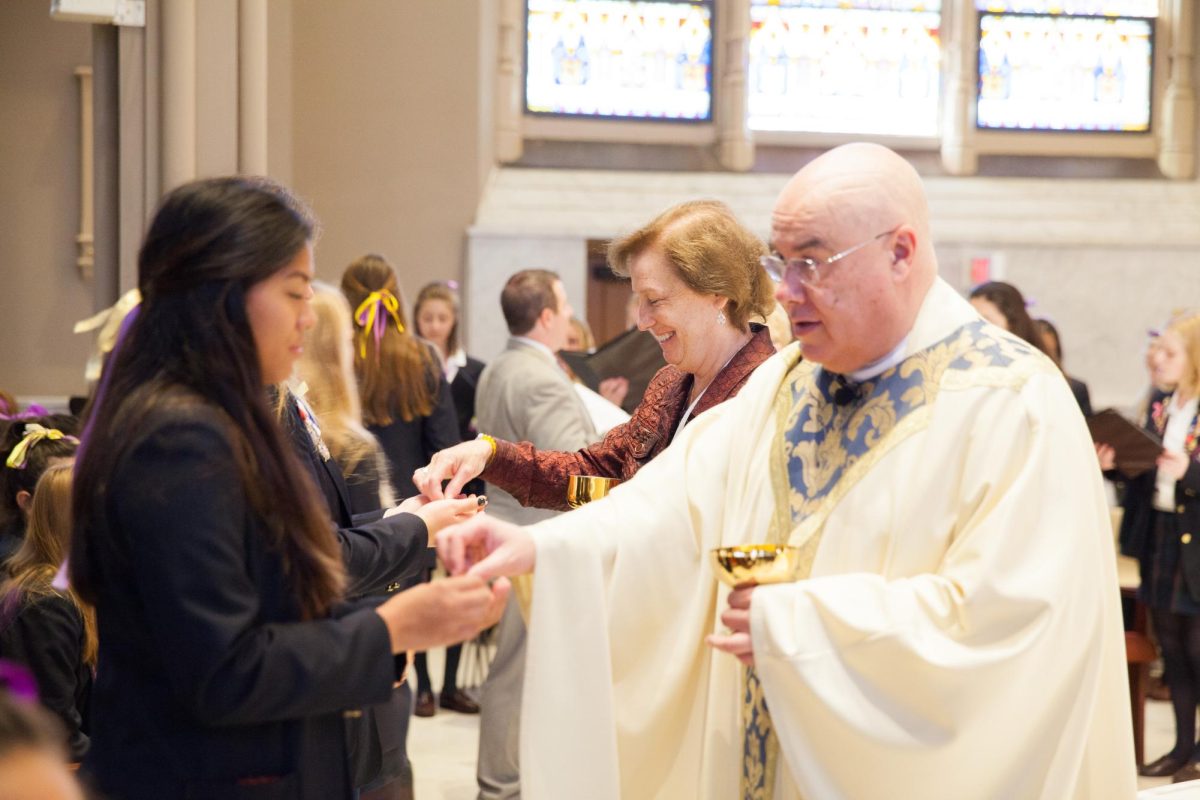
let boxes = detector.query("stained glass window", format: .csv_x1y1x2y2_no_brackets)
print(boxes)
976,10,1155,132
525,0,713,121
747,0,942,137
975,1,1157,15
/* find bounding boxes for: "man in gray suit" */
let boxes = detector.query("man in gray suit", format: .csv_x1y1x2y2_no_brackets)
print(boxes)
474,269,598,799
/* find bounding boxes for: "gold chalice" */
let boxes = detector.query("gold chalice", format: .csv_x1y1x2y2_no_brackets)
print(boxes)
710,544,800,587
566,475,617,509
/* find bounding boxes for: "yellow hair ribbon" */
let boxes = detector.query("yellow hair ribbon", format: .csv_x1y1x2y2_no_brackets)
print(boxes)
5,424,79,470
354,290,406,359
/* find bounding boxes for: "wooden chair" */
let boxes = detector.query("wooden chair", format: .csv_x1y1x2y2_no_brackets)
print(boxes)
1115,510,1156,766
1126,627,1157,768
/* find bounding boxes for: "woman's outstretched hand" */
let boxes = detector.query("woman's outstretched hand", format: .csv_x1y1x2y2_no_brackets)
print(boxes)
413,439,494,500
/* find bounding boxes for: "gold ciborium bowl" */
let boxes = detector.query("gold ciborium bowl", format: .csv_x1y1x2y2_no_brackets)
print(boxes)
710,544,800,588
566,475,617,509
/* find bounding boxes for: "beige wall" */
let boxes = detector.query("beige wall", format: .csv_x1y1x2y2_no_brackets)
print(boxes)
195,0,240,176
2,1,1196,402
0,1,94,399
0,0,495,399
267,0,294,186
288,0,491,302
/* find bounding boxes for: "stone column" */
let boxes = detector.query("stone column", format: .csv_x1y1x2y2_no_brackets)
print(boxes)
716,0,753,171
238,0,268,175
1158,0,1195,179
495,0,523,163
940,0,978,176
161,0,196,190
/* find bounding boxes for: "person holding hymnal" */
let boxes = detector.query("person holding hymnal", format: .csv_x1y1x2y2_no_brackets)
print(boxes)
1100,315,1200,782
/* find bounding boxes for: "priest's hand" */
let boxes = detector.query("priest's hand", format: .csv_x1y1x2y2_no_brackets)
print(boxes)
1158,449,1190,481
413,439,494,499
437,513,536,579
1095,443,1115,472
706,584,756,666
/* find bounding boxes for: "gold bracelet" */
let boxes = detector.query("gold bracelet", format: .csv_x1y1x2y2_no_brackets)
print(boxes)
477,433,497,465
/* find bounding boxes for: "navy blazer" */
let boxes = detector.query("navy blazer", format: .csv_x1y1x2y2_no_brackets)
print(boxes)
81,402,409,799
282,391,423,788
449,355,486,497
278,391,430,597
449,355,486,441
1119,392,1200,603
1118,389,1172,563
0,591,92,760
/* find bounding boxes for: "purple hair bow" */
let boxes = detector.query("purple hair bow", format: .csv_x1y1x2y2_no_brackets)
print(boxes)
0,403,49,421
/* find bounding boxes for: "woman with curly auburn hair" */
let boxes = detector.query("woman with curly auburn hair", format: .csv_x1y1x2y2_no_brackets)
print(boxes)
416,198,777,509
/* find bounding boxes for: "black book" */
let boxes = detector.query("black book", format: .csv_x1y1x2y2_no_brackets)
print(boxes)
1087,408,1162,478
559,328,667,414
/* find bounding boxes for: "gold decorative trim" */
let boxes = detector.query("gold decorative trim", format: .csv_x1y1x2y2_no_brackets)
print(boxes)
513,573,534,623
741,666,782,800
768,351,808,547
787,405,934,554
746,321,1056,797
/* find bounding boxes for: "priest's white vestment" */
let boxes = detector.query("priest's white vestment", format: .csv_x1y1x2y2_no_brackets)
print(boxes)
517,279,1136,799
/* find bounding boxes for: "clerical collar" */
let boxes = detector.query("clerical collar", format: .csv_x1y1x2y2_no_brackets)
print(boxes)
512,336,557,363
847,336,910,383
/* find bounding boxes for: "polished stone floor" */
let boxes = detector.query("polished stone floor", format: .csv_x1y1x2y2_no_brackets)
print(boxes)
410,701,480,799
408,646,485,799
408,645,1178,798
1139,697,1189,793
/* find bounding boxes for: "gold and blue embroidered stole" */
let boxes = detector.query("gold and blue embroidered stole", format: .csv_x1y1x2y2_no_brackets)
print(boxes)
739,320,1041,799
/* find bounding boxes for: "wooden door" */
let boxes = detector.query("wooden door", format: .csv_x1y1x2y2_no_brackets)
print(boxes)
585,238,634,347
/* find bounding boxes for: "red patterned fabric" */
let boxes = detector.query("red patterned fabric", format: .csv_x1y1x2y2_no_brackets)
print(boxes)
483,325,776,511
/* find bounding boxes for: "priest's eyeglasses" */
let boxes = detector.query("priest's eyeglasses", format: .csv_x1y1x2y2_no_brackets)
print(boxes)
761,228,898,288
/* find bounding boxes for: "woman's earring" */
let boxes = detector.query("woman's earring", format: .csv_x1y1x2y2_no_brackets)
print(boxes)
716,311,726,326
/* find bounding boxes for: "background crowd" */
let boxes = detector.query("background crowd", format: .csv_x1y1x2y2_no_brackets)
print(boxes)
0,168,1180,798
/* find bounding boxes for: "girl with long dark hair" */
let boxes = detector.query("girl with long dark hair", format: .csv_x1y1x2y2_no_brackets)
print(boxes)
70,176,507,799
